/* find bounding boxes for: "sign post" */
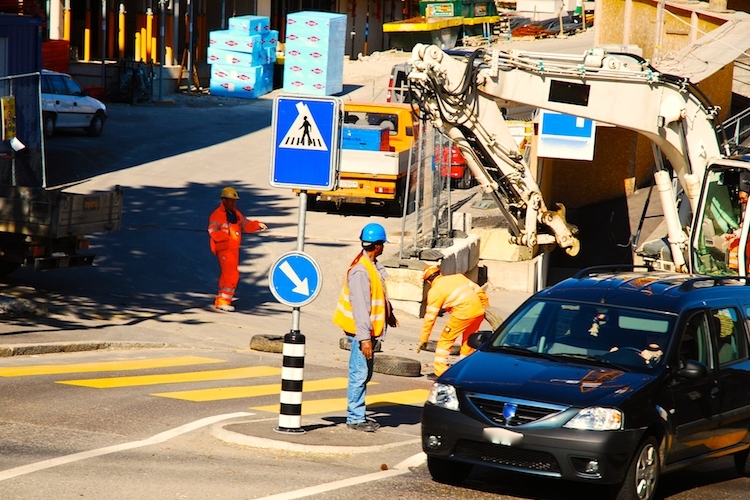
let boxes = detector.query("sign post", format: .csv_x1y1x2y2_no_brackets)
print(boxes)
268,94,342,434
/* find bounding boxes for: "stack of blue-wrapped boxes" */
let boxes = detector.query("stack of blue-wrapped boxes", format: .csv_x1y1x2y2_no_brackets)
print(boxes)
283,11,347,96
207,15,279,99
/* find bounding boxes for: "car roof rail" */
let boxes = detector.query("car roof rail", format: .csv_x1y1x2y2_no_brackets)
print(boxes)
678,276,750,292
572,264,654,279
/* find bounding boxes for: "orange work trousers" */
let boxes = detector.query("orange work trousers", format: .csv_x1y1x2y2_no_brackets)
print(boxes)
433,315,484,376
215,249,240,307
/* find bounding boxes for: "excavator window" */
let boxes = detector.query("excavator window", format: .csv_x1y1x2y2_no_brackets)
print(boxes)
693,169,750,276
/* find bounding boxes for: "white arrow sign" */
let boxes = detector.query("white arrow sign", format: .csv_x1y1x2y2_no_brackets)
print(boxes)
279,260,310,296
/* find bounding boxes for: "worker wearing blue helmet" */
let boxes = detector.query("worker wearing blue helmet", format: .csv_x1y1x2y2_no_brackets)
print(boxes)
333,222,398,432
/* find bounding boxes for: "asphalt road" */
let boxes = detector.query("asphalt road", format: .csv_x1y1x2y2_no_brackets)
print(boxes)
2,34,749,499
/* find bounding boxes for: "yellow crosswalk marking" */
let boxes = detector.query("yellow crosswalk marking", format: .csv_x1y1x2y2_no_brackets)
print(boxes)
57,366,281,389
249,389,429,415
0,356,226,377
152,377,355,402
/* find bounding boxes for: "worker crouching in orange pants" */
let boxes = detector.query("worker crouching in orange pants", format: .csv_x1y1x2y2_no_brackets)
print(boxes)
207,187,267,312
418,265,489,380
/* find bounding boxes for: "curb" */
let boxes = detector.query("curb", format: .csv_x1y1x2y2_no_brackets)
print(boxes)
210,420,422,455
0,341,171,357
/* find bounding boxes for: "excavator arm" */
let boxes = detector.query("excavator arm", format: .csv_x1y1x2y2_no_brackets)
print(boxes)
408,43,726,261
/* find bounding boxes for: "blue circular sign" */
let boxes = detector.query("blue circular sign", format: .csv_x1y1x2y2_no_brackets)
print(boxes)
268,251,322,307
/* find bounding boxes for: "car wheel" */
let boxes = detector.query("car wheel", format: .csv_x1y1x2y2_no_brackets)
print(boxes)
86,112,105,137
373,354,421,377
43,113,55,137
338,336,382,352
427,455,472,484
0,260,21,276
248,334,285,354
734,449,750,476
614,436,659,500
455,168,472,189
305,195,317,210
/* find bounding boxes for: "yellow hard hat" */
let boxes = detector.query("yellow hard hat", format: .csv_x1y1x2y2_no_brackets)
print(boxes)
220,187,239,199
423,265,441,282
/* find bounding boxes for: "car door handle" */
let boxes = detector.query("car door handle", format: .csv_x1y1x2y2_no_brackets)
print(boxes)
711,387,720,398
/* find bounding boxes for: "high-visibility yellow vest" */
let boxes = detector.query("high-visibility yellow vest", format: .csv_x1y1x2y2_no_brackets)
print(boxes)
332,254,386,338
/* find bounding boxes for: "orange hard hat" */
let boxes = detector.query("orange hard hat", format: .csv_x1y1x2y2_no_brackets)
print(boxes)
423,265,441,282
220,187,239,199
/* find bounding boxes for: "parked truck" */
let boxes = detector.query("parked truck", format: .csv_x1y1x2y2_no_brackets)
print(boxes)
304,102,418,215
0,14,122,276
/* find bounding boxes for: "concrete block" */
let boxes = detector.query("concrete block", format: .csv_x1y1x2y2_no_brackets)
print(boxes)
385,266,425,302
470,227,532,261
483,253,548,293
438,233,479,275
452,212,472,233
390,298,423,318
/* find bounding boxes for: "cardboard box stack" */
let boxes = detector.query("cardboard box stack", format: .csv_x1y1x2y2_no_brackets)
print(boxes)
207,15,279,99
283,11,347,96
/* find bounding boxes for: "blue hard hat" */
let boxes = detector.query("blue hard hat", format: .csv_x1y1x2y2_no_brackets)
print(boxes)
360,223,388,243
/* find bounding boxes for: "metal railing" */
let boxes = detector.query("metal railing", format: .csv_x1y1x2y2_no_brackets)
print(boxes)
397,123,468,263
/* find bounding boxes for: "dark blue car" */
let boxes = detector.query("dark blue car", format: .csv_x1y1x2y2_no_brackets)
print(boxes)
422,267,750,500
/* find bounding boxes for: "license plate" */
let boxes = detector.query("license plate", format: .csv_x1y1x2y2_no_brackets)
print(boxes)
339,180,359,189
483,427,523,446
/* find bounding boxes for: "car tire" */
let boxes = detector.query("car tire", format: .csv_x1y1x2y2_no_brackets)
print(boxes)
306,195,317,210
614,436,659,500
338,336,383,352
484,306,504,331
455,168,473,189
43,113,55,138
0,260,21,276
734,449,750,476
249,334,285,354
427,455,472,484
423,340,460,355
86,112,105,137
373,354,421,377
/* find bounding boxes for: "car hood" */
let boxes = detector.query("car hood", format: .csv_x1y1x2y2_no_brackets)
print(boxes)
447,351,656,408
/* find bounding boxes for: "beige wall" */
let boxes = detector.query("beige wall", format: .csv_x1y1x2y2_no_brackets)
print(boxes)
540,0,742,210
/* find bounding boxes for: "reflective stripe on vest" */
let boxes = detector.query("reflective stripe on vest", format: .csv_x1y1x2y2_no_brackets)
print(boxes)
332,256,386,337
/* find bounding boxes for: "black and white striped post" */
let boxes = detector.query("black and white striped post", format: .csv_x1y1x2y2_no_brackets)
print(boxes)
275,329,306,434
269,100,341,433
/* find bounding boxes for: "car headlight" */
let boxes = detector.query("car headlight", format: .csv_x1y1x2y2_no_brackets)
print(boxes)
563,407,623,430
427,383,459,411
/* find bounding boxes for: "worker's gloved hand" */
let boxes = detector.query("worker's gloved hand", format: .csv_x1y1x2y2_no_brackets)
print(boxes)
387,313,399,328
417,341,428,353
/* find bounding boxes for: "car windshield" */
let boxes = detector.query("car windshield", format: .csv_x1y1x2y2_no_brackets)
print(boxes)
488,299,674,370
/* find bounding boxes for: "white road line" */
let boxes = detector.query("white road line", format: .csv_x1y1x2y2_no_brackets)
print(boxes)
0,412,253,482
254,452,427,500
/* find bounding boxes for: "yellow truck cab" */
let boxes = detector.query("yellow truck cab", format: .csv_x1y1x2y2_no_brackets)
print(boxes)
305,101,418,215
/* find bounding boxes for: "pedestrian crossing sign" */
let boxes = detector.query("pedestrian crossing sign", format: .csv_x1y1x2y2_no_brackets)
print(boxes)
270,94,342,190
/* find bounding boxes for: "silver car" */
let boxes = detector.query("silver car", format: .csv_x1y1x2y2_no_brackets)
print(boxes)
41,69,107,137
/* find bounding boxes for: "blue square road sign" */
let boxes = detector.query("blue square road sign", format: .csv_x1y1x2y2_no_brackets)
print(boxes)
269,95,342,191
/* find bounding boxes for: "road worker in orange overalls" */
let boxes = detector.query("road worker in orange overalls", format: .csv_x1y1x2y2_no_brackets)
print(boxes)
207,187,267,312
418,265,489,380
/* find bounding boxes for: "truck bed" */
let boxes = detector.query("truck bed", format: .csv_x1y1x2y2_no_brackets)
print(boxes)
340,149,408,176
0,184,123,238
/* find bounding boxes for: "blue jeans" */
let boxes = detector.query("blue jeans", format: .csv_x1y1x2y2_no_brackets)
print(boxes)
346,336,374,424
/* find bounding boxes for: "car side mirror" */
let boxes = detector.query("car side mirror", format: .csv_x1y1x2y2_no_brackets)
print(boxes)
677,359,708,379
467,332,488,349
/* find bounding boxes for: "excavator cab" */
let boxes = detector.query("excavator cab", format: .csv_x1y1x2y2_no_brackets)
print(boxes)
691,161,750,276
